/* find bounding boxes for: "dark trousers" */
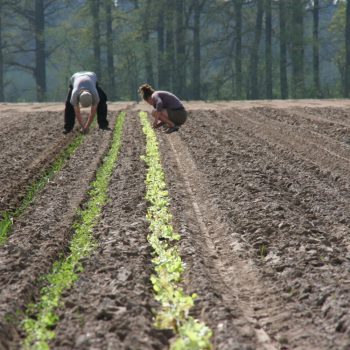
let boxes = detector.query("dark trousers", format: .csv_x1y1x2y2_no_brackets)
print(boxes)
64,84,109,132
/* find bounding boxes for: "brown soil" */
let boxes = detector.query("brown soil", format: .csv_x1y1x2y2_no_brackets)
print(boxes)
1,100,350,350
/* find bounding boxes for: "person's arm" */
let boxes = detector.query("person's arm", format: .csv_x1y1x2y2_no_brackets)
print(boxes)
74,106,85,128
84,105,97,130
153,110,160,128
152,94,163,128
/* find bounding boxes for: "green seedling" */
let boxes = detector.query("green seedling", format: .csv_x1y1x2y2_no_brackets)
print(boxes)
140,112,212,350
22,113,125,350
259,244,268,258
0,133,85,245
0,213,13,245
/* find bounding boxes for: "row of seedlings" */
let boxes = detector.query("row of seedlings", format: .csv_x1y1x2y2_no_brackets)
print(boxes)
22,113,125,350
0,129,90,244
139,111,213,350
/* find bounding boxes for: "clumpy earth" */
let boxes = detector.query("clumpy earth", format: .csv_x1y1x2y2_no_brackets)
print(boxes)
1,100,350,349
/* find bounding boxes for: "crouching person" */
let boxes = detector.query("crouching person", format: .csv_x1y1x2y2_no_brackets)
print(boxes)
138,83,187,134
63,71,110,134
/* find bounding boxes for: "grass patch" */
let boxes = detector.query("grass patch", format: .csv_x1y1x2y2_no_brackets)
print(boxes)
259,244,267,258
21,112,125,350
0,134,84,245
139,111,212,350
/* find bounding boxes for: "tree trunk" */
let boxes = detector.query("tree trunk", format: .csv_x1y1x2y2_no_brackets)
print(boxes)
142,0,154,87
157,3,166,88
175,0,186,98
126,50,138,100
105,0,116,99
192,0,201,100
345,0,350,97
290,0,304,99
163,0,175,91
165,0,175,91
0,5,4,102
234,0,243,99
89,0,101,79
248,0,264,99
279,0,288,99
34,0,46,102
313,0,321,97
265,0,272,99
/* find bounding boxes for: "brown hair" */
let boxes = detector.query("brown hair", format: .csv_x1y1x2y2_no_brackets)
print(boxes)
138,83,155,100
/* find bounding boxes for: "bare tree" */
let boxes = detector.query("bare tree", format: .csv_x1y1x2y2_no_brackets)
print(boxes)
141,0,154,87
34,0,46,102
192,0,206,100
164,0,175,91
234,0,243,99
345,0,350,96
279,0,288,99
89,0,101,79
104,0,116,99
0,1,4,101
265,0,272,99
157,1,166,88
175,0,186,98
248,0,264,99
313,0,321,97
7,0,70,101
8,0,46,101
290,0,305,98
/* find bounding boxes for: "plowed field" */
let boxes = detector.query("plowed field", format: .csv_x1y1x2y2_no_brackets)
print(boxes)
1,100,350,350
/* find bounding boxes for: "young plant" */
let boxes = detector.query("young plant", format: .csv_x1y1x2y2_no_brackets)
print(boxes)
140,111,212,350
22,113,125,350
0,133,85,245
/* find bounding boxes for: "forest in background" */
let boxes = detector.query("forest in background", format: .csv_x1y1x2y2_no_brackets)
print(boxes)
0,0,349,102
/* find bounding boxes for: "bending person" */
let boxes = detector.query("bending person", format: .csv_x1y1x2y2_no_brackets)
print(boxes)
138,84,187,134
64,71,109,134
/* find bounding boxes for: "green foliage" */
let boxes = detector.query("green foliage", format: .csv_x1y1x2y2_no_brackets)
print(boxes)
172,318,213,350
3,1,347,101
0,212,12,245
22,113,125,350
329,2,346,77
329,2,346,34
259,244,268,258
139,111,212,350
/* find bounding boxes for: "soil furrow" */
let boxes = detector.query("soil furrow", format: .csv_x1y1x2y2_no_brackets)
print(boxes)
170,107,350,348
0,111,75,213
227,109,350,179
160,127,336,349
248,107,350,161
0,113,119,350
252,106,350,142
160,130,279,350
1,102,350,350
52,112,171,350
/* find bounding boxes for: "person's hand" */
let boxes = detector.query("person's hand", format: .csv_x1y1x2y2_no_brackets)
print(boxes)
80,127,89,134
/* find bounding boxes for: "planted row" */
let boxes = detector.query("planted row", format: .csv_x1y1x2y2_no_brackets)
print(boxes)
139,111,212,350
22,113,125,350
0,133,85,245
